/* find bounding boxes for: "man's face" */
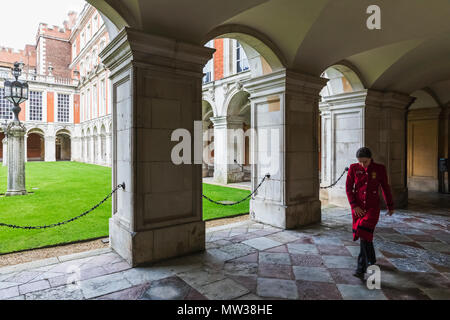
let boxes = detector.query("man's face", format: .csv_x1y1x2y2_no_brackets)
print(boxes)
358,157,371,168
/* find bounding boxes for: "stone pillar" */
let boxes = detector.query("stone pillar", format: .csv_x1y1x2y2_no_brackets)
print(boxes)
319,91,367,207
98,135,103,164
71,137,80,161
2,137,7,166
365,91,414,208
100,27,214,266
90,136,95,163
105,133,112,166
211,115,246,184
44,136,56,162
244,69,328,229
6,122,26,196
24,134,28,163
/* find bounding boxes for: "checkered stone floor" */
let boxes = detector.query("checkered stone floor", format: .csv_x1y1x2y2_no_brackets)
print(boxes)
0,206,449,300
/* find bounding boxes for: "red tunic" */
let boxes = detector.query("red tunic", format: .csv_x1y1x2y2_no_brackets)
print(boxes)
345,160,394,242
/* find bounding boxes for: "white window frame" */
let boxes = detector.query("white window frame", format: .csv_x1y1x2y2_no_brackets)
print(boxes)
56,92,72,123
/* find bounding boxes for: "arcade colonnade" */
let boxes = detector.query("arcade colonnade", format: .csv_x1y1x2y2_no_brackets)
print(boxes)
87,0,450,267
1,119,112,167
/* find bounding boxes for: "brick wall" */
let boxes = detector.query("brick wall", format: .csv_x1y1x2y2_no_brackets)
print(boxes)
214,38,224,81
0,46,36,71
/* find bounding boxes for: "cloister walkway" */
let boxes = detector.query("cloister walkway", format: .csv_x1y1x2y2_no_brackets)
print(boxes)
0,200,449,300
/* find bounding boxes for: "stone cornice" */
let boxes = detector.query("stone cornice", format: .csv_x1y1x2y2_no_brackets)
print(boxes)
244,69,328,99
100,27,215,78
408,107,442,120
365,89,415,110
210,115,245,128
320,90,368,110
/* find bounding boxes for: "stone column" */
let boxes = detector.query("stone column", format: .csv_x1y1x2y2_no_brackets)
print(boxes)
2,137,7,166
244,69,327,229
90,136,95,163
211,115,246,184
105,133,112,166
71,136,80,161
100,27,214,266
98,135,103,164
44,136,56,162
6,122,27,196
365,90,414,208
319,90,367,207
24,134,28,163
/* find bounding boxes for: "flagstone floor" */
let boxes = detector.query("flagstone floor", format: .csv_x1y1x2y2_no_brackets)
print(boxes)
0,202,449,300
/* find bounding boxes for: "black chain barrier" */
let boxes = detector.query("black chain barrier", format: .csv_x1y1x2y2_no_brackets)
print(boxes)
320,167,349,189
0,183,125,230
0,168,348,230
202,174,270,206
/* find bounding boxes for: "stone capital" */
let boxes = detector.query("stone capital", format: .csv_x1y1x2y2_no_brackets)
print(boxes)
100,27,215,79
210,115,245,129
365,89,415,110
244,69,328,100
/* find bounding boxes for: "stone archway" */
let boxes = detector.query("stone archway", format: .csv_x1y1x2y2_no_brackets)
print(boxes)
56,129,72,161
27,129,45,161
202,100,215,178
319,65,366,207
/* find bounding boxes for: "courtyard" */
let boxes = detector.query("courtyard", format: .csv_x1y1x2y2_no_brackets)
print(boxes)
0,202,448,300
0,162,250,254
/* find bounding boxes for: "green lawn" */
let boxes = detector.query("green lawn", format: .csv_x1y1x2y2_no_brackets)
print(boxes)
0,162,249,254
202,183,251,220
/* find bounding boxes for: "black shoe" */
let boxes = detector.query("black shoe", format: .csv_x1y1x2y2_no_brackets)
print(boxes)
353,270,365,279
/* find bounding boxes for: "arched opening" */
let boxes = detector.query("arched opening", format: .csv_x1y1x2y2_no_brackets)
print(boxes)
225,90,251,183
27,129,45,161
81,129,85,161
86,128,91,162
202,100,214,178
407,90,442,194
56,129,72,161
319,65,366,207
100,124,107,164
93,127,98,164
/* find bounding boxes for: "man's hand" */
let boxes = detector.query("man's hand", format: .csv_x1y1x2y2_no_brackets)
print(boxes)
354,207,366,217
386,210,394,216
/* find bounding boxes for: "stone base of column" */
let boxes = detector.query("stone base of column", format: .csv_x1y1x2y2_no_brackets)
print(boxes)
5,190,27,196
250,198,321,229
109,217,205,267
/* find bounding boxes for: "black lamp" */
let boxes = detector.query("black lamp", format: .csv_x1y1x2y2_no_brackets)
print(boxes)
4,62,29,121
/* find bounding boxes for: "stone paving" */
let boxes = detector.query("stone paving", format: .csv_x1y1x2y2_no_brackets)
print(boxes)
0,205,449,300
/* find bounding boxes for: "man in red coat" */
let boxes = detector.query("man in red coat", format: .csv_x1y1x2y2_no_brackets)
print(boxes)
345,147,394,278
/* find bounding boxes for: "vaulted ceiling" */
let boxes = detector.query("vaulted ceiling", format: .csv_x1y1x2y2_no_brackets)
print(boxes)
89,0,450,104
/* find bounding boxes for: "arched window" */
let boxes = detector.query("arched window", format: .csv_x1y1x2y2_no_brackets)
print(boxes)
236,41,249,73
203,40,214,84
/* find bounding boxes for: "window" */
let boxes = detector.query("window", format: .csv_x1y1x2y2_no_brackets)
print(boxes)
93,85,98,118
236,41,249,73
87,89,91,120
72,43,77,59
29,91,43,121
81,93,85,121
57,94,70,122
100,79,106,116
87,24,91,40
0,88,13,120
93,15,98,33
203,40,214,84
81,32,85,47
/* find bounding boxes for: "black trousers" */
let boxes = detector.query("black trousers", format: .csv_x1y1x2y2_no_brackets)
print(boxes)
356,240,376,274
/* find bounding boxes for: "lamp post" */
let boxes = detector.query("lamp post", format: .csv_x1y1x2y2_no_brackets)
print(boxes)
3,62,29,196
